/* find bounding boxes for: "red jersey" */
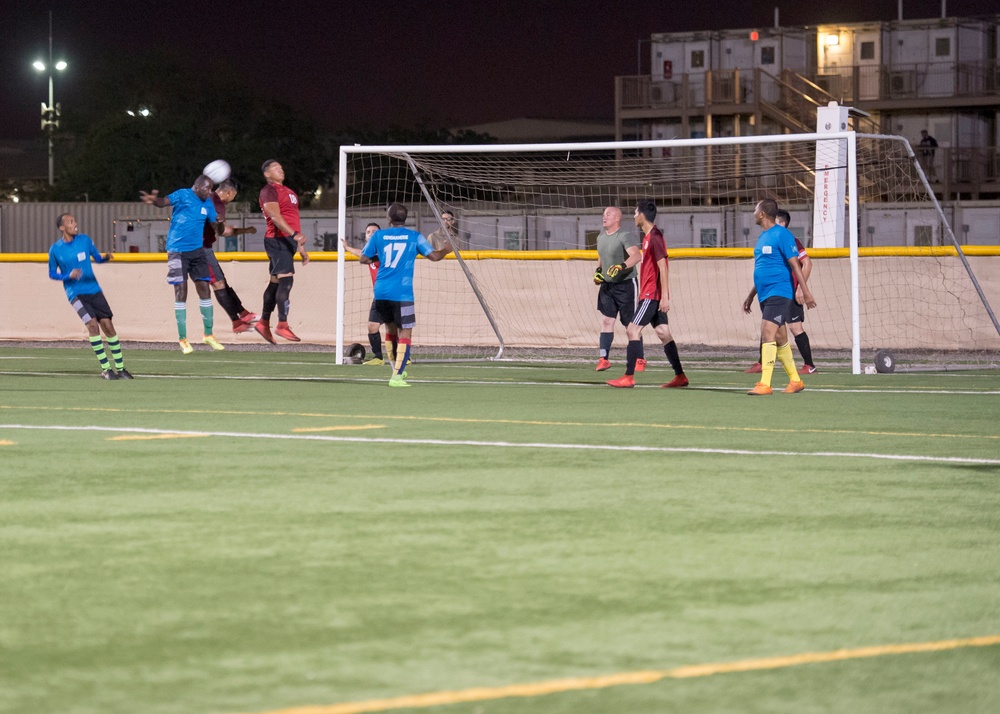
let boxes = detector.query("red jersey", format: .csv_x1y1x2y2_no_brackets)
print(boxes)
792,238,807,292
367,261,379,285
258,182,301,238
638,226,668,300
202,193,226,248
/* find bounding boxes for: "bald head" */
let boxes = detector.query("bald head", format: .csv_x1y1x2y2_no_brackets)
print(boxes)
602,207,622,232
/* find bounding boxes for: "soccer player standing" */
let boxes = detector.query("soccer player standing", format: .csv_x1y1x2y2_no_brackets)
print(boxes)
257,159,309,343
48,213,133,379
203,179,260,335
742,198,817,395
358,203,452,387
140,175,224,354
593,206,643,372
607,200,688,389
342,222,389,365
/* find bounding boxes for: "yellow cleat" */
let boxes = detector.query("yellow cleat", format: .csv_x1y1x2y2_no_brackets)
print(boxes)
179,339,194,355
362,357,385,366
202,335,225,351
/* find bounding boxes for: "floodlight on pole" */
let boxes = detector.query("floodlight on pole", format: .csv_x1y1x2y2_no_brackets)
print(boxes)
34,11,66,186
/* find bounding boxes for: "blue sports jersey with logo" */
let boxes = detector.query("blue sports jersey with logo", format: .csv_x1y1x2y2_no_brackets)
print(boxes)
165,188,217,252
753,224,799,302
361,227,434,301
48,233,106,301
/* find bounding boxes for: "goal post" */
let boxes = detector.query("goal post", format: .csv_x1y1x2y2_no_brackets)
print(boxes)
336,134,1000,370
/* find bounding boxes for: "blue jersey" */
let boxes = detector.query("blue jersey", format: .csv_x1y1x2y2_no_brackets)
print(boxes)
48,234,106,301
753,224,799,302
166,188,217,252
362,226,434,301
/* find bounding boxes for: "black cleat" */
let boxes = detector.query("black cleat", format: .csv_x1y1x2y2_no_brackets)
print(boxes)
117,369,134,379
101,370,119,380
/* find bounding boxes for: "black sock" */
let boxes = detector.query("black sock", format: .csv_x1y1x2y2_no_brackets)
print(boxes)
664,340,683,375
213,287,241,322
625,340,641,375
599,331,613,358
261,281,279,320
227,285,248,315
794,331,814,366
368,332,383,360
276,276,293,321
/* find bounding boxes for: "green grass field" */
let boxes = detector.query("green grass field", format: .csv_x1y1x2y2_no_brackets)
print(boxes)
1,345,998,714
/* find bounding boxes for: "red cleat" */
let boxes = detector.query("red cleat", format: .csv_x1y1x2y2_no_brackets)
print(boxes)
606,374,635,388
595,357,611,372
275,321,300,342
661,374,689,388
233,320,254,333
745,362,762,374
800,364,818,374
239,311,259,325
254,319,276,344
635,358,647,373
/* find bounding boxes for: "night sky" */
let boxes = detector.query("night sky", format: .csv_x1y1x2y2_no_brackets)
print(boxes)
1,0,997,140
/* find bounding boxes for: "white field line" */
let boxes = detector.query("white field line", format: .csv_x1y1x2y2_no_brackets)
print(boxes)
1,424,998,465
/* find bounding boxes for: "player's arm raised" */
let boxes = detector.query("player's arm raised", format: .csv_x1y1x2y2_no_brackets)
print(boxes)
139,189,169,208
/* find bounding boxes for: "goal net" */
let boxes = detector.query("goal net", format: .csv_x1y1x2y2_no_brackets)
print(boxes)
336,134,1000,371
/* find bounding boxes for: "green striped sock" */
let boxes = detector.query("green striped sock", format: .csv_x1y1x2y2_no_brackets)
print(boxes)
174,302,187,340
106,334,124,370
199,298,214,336
88,336,110,370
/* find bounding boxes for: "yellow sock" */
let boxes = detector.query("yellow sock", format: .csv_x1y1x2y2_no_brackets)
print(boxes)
761,342,777,386
776,342,801,382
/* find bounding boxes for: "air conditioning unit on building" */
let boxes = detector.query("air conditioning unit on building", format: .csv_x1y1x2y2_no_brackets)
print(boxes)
650,82,675,104
888,70,916,95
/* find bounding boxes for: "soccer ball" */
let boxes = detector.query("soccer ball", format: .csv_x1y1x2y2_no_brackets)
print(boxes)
203,159,231,184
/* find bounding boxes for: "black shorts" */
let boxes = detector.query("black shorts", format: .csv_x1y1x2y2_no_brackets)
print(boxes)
373,300,416,330
71,292,113,323
204,248,227,285
166,249,210,285
597,279,637,325
367,300,383,325
787,299,805,324
631,298,669,328
760,296,792,326
265,237,298,276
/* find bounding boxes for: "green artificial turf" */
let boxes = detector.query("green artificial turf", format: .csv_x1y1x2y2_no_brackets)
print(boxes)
0,347,998,714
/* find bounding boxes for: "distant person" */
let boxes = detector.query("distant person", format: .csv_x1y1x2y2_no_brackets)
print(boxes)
203,179,260,334
426,210,459,251
357,203,453,387
742,198,816,395
593,206,644,373
341,222,390,365
48,213,133,380
140,176,225,354
918,130,938,181
745,209,817,374
257,159,310,343
606,200,687,389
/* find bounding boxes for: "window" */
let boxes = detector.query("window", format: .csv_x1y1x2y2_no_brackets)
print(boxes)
934,37,951,57
700,228,718,247
760,46,775,65
860,41,875,60
691,50,704,69
914,225,934,247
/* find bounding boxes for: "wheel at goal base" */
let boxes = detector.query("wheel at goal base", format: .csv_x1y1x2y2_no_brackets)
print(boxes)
346,343,366,364
875,349,896,373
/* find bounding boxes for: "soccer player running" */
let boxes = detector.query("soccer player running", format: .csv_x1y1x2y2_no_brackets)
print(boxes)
606,200,688,389
140,176,224,354
203,178,260,335
257,159,310,343
741,198,817,395
357,203,452,387
745,209,817,374
341,222,389,365
48,213,133,380
593,206,644,373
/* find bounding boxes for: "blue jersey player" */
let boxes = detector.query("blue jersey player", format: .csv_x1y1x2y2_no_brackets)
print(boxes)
48,213,132,380
359,203,453,387
742,198,816,395
140,175,223,354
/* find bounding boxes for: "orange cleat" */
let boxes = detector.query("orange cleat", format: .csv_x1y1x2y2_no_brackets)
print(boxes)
595,357,611,372
233,320,254,333
275,321,300,342
661,374,689,388
254,319,276,344
747,382,773,395
782,380,805,394
635,358,647,373
606,374,635,388
239,311,259,324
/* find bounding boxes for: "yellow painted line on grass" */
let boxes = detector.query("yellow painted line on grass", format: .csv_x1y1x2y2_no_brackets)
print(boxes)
1,404,997,443
243,634,1000,714
106,433,211,441
292,425,385,433
0,439,14,446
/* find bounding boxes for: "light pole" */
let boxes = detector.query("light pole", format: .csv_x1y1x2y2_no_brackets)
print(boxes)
33,11,66,186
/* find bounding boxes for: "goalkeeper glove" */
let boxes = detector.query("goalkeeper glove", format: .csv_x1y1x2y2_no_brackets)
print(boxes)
605,262,628,278
593,269,605,285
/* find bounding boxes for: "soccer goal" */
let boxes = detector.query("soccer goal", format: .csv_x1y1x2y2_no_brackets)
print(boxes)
336,134,1000,371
